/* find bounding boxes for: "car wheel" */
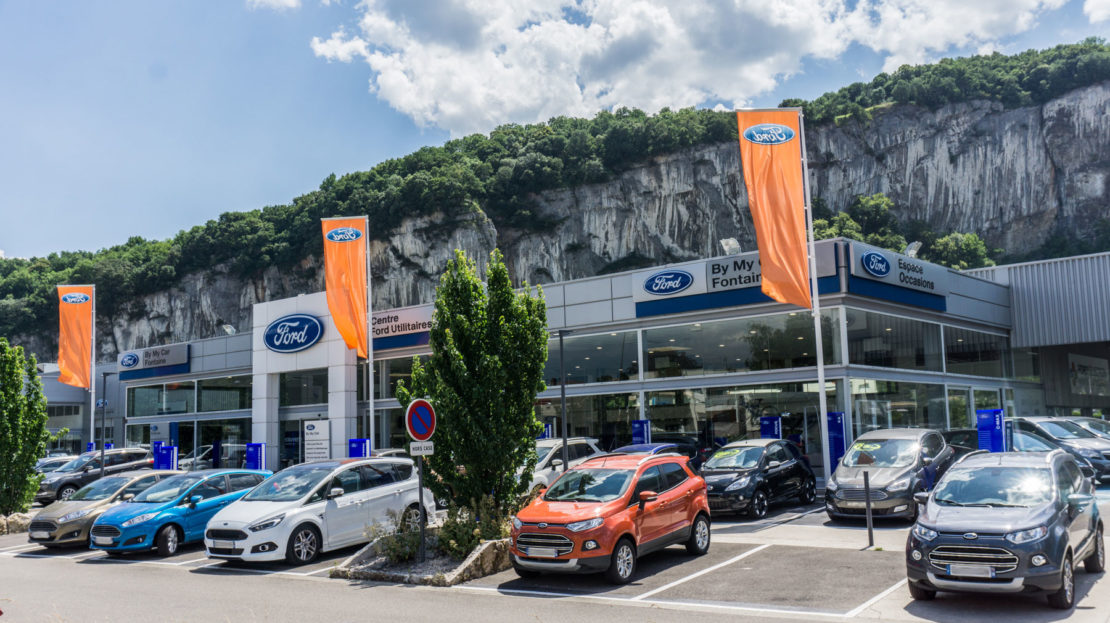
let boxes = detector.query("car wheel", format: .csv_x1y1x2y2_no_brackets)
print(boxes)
685,513,711,556
155,524,180,557
512,562,539,578
402,504,424,532
285,524,321,565
1085,526,1105,573
748,490,769,519
798,479,817,505
908,581,936,601
1047,554,1075,609
58,485,78,501
604,538,637,584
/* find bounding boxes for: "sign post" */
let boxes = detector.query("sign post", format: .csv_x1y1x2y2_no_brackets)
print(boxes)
405,398,436,563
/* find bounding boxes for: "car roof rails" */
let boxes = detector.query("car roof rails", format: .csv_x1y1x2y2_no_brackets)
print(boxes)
954,449,989,464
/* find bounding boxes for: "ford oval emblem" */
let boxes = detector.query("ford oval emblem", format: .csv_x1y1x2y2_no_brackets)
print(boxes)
861,251,891,277
643,270,694,296
963,532,978,540
61,293,90,304
325,227,363,243
120,353,139,368
537,523,548,529
263,314,324,354
742,123,796,145
306,424,316,431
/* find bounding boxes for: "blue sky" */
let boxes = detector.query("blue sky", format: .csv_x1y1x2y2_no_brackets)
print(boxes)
0,0,1105,259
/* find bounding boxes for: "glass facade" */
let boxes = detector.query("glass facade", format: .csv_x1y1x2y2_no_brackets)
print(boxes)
1012,348,1041,382
544,331,639,386
850,379,946,436
947,388,972,429
535,394,641,451
127,381,195,417
361,357,431,400
279,369,328,406
945,328,1008,377
846,308,942,371
198,376,252,412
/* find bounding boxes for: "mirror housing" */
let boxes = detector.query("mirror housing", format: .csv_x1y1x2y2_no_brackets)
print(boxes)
765,460,781,471
550,459,564,469
327,487,344,500
913,492,930,506
120,493,135,502
188,494,202,509
1080,464,1097,480
922,456,934,466
638,490,658,505
1068,493,1094,510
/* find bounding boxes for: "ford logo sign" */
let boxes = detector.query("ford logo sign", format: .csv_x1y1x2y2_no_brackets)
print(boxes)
306,424,316,431
742,123,796,145
643,270,694,296
963,533,978,540
263,314,324,353
861,251,891,277
120,353,139,368
61,293,90,304
325,227,363,243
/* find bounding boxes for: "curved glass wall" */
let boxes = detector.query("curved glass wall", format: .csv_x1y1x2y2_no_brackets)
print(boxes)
944,327,1008,377
846,308,942,371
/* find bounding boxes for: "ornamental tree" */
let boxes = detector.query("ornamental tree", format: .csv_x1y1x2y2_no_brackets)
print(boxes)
395,249,547,515
0,338,53,515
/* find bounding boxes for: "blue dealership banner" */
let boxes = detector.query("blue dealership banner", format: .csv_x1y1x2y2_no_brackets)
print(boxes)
348,438,371,458
760,416,782,440
536,422,554,440
86,442,95,452
104,442,113,450
976,409,1005,452
827,412,846,467
245,443,265,470
154,445,178,470
631,419,652,445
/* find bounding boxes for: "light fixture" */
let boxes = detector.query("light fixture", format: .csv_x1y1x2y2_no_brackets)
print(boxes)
763,349,769,352
609,333,617,336
749,330,757,335
904,241,922,258
719,238,741,255
596,346,603,350
885,328,892,332
694,323,701,327
719,344,725,348
957,338,964,342
221,324,237,335
797,336,804,340
584,357,590,360
668,338,676,343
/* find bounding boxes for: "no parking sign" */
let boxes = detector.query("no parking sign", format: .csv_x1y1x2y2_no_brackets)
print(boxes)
406,398,436,454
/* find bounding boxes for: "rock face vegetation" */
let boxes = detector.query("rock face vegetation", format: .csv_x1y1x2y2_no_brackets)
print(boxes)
2,40,1108,360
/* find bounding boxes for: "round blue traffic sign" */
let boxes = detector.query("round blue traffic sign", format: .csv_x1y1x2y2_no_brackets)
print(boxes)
405,399,436,442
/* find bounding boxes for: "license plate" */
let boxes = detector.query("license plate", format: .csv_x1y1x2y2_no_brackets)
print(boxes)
527,547,558,558
93,536,114,546
838,500,865,508
948,564,994,578
29,531,49,540
213,540,235,550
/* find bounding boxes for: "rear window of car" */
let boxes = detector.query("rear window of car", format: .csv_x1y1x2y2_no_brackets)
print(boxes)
659,462,688,490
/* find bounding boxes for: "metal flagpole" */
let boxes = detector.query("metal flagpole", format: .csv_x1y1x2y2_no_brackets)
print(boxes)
797,111,832,481
91,286,100,471
364,216,375,451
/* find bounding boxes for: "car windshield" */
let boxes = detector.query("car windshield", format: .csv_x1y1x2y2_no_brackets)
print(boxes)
69,477,130,501
1013,431,1056,452
54,454,97,473
1039,420,1096,439
535,445,555,463
703,446,764,469
244,466,334,502
1081,419,1110,435
133,474,204,503
841,439,918,468
544,468,632,503
933,467,1053,507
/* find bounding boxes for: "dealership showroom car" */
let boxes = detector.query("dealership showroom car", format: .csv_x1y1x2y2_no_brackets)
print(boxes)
34,455,76,474
906,450,1103,610
28,469,183,548
90,468,270,556
524,437,603,493
826,428,955,521
701,438,817,518
203,457,435,565
944,428,1100,476
1014,417,1110,481
511,452,711,584
36,448,153,504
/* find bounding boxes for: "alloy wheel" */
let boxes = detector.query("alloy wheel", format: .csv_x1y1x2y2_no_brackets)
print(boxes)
59,487,76,501
1099,532,1105,569
695,518,710,550
293,529,317,562
1064,558,1074,604
752,491,768,518
165,527,178,554
616,543,634,580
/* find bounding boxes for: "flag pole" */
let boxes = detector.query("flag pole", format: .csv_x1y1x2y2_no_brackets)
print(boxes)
91,286,98,462
798,111,832,481
364,216,375,451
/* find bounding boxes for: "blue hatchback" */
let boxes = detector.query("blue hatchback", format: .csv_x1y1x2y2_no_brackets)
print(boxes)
89,469,270,556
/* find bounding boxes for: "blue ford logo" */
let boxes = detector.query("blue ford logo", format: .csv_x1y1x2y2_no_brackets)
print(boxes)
120,353,139,368
861,251,891,277
61,293,90,304
264,314,323,353
742,123,796,145
643,270,694,296
325,227,363,242
306,424,316,432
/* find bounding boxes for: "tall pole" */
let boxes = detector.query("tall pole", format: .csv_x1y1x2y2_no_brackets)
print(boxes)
798,111,832,481
559,329,569,472
99,371,106,479
91,286,98,466
365,216,375,450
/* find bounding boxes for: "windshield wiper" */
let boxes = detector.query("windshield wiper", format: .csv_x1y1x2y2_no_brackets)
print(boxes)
983,503,1028,508
935,499,991,507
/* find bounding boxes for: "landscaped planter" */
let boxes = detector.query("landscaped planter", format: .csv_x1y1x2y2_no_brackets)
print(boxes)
331,536,511,586
1,513,32,535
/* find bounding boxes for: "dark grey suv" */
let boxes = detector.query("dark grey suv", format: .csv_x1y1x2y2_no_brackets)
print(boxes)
36,448,153,504
906,450,1103,609
1014,417,1110,481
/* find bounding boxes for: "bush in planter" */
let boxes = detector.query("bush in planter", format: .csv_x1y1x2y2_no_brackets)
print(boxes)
367,509,425,564
439,495,510,561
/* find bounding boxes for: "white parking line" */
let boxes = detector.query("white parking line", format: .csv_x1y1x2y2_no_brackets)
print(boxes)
630,543,772,601
844,578,907,618
169,556,212,566
72,550,105,560
0,544,41,553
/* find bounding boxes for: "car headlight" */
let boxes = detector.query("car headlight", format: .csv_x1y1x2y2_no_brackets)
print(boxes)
121,512,160,527
912,524,938,541
725,476,751,492
511,516,522,530
248,514,286,532
825,477,838,492
886,477,913,491
1005,526,1048,544
59,508,94,523
1079,448,1101,459
566,518,604,532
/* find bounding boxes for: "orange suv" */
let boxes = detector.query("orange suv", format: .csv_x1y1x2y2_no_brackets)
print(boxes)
510,452,711,583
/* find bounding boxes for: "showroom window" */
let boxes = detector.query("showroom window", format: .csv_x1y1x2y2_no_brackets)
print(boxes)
1012,348,1040,383
363,356,431,400
944,327,1009,378
534,393,640,451
850,379,946,437
127,381,196,417
846,308,942,372
642,309,841,379
198,376,252,412
544,330,639,386
279,369,328,406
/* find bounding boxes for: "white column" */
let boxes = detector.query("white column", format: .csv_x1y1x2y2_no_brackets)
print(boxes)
252,373,280,471
328,339,358,459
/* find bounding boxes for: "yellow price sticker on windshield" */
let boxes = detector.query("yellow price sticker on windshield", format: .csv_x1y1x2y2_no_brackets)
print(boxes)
714,449,742,458
851,442,882,452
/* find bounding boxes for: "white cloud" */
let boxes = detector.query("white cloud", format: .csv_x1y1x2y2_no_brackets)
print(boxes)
248,0,301,10
0,249,5,259
310,0,1073,135
1085,0,1110,21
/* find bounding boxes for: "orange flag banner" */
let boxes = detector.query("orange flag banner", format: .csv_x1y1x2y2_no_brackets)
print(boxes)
322,217,369,358
57,285,94,389
736,110,812,309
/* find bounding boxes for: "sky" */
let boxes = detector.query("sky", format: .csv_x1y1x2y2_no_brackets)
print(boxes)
0,0,1107,260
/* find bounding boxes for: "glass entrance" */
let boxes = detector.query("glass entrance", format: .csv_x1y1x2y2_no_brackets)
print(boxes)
947,387,971,429
280,420,303,469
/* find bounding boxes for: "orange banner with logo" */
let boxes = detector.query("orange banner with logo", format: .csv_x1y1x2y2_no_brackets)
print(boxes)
322,217,369,358
57,285,94,389
737,110,812,309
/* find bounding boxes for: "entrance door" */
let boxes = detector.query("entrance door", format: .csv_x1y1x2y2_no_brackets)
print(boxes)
281,420,303,469
947,387,971,429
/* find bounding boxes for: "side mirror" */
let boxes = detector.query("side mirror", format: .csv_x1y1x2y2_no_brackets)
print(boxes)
1068,493,1093,510
914,492,930,506
922,456,934,466
638,490,658,505
550,459,564,469
766,460,781,470
1080,465,1096,480
120,493,135,502
327,487,344,500
188,494,202,509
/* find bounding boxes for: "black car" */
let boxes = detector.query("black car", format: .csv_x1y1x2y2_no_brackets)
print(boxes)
1014,417,1110,481
907,450,1103,610
651,433,721,471
701,438,817,519
826,428,955,521
944,428,1099,474
36,448,153,504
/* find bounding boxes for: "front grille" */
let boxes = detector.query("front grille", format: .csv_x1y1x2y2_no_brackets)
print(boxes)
836,488,889,501
29,521,57,533
928,545,1019,573
206,529,249,540
91,525,121,538
708,497,736,509
208,547,244,556
1102,451,1110,461
516,532,574,556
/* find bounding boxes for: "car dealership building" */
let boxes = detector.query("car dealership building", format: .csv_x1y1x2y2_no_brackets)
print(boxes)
38,239,1110,477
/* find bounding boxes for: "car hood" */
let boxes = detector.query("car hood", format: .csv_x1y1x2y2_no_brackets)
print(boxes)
97,500,174,524
920,502,1054,534
35,498,114,521
1058,438,1110,452
832,465,913,489
516,499,622,523
700,468,757,491
209,500,290,528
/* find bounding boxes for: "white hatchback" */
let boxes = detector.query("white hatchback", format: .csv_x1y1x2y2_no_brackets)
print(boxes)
203,458,435,564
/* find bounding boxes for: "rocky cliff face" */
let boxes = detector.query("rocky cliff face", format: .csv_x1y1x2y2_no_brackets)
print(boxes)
21,82,1110,361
